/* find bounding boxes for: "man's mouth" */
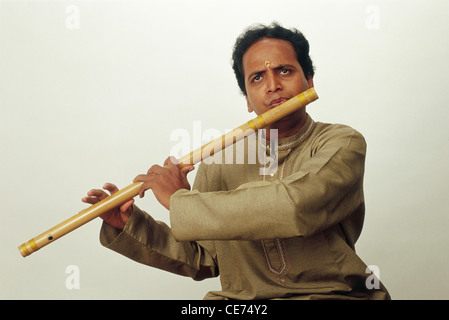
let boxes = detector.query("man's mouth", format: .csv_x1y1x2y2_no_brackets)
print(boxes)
269,98,289,108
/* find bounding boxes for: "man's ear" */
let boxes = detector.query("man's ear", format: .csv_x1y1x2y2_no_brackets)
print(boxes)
246,96,254,113
307,75,314,89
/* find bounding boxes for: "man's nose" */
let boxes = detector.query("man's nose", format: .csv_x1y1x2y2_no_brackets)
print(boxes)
266,73,282,93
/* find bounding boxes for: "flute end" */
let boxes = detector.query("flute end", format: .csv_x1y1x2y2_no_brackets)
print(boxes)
18,239,38,257
18,243,30,257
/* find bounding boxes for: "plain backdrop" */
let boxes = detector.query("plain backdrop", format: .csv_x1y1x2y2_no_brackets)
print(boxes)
1,0,448,300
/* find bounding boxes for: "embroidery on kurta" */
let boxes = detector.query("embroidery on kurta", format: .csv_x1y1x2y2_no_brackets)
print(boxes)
260,238,288,276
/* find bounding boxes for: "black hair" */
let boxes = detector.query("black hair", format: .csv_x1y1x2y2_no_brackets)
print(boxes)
231,22,315,95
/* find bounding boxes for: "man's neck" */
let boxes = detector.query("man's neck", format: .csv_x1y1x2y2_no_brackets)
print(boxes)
266,111,307,140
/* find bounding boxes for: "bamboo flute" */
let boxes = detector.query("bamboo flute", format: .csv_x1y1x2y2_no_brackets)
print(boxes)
18,87,318,257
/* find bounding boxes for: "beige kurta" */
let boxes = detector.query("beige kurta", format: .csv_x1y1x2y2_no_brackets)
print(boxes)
100,114,390,300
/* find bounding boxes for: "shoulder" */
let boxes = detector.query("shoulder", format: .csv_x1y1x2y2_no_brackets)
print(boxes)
314,121,365,138
310,121,367,152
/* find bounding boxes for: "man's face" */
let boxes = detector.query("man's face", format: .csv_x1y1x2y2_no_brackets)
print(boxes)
242,38,313,136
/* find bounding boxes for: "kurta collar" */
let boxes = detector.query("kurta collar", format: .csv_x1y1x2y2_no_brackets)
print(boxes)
261,114,315,165
277,114,315,152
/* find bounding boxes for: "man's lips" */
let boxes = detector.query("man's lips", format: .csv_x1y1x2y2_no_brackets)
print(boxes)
269,97,289,108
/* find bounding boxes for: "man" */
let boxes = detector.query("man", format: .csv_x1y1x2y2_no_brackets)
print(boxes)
83,23,390,300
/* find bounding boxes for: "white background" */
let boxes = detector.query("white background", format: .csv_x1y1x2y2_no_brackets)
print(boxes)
1,0,448,300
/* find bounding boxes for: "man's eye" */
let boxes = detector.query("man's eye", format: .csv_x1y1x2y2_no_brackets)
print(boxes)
253,75,262,82
280,69,290,74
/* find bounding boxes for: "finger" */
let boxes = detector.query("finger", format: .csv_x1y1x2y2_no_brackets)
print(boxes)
146,164,165,175
139,182,152,198
86,189,109,199
134,179,157,198
103,183,119,194
164,156,180,167
133,173,158,183
82,196,101,205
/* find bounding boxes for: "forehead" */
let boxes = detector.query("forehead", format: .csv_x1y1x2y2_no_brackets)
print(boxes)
242,38,299,74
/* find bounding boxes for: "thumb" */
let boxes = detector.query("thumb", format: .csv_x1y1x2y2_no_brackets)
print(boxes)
180,165,195,189
180,164,195,177
120,199,134,213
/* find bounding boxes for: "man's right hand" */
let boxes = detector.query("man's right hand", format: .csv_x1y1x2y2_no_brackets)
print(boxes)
82,183,134,230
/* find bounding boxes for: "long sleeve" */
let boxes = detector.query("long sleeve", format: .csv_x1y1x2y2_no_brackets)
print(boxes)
99,205,218,280
169,124,366,242
98,119,390,300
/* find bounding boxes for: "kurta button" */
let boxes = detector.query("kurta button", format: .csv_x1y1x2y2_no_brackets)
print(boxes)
279,277,286,286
